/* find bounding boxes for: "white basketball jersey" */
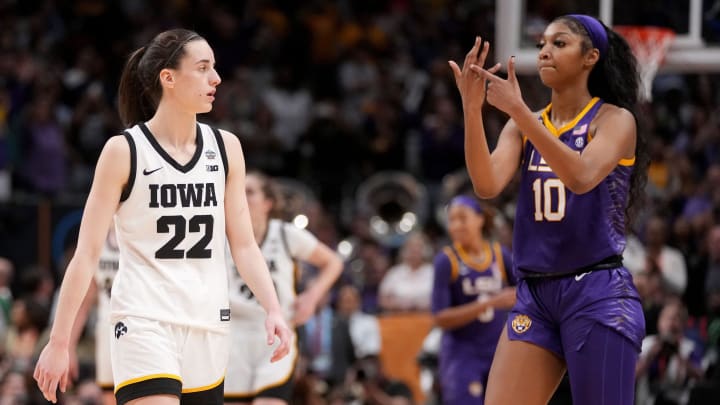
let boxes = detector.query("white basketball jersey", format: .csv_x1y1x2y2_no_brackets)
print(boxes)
113,122,229,331
227,219,318,329
95,235,120,327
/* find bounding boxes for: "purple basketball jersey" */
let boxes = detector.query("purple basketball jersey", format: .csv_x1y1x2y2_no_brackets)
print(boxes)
513,97,633,275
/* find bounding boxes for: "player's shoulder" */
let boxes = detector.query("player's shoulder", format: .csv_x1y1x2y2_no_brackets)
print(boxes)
596,102,634,123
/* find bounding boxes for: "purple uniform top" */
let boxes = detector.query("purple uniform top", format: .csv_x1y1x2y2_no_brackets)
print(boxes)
432,241,516,360
513,97,634,276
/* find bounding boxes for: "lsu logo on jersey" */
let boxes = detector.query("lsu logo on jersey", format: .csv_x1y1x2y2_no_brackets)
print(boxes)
511,314,532,334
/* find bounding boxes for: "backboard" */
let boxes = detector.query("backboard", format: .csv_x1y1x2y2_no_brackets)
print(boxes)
497,0,720,74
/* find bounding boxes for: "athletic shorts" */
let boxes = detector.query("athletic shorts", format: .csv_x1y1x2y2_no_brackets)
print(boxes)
224,323,297,402
507,267,645,356
110,316,229,405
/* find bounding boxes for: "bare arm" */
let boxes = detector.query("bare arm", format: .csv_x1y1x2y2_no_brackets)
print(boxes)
221,129,290,360
449,36,521,198
34,135,129,402
293,243,343,326
475,57,637,194
434,287,516,330
68,280,97,382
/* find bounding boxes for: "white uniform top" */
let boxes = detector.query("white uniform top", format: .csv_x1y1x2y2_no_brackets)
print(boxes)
113,122,229,331
227,219,318,329
95,236,120,329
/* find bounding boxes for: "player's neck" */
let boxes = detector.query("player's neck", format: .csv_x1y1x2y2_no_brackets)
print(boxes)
146,103,197,148
460,239,486,257
549,87,593,125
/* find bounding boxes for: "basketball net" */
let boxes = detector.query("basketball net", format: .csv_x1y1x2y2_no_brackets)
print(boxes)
614,26,675,102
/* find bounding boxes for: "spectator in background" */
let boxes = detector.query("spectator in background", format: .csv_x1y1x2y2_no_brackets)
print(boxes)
626,215,688,296
636,299,704,405
379,232,434,313
336,284,381,361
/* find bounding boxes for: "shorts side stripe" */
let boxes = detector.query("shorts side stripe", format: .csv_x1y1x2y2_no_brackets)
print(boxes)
114,373,182,393
181,373,225,393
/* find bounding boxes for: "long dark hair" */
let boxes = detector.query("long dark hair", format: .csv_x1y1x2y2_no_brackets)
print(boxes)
555,16,649,229
117,29,204,127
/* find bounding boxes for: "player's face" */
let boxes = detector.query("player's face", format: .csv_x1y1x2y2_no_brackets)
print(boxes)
166,39,221,114
245,174,273,222
447,204,484,247
536,21,587,86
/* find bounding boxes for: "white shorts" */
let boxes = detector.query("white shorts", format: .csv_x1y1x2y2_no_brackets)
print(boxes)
110,316,229,404
95,321,113,389
224,322,298,401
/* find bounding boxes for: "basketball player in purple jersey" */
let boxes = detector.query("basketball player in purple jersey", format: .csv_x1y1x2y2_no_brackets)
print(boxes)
449,15,648,405
432,195,516,405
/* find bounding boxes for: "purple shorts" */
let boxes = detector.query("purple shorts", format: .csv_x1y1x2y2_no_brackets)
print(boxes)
507,267,645,405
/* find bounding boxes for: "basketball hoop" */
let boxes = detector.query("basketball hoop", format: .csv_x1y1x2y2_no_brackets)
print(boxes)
613,26,675,102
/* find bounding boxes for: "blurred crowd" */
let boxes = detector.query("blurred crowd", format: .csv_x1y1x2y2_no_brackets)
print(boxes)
0,1,720,404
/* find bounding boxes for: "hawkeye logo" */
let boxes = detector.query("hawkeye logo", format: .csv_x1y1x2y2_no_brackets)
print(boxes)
511,314,532,334
114,321,128,339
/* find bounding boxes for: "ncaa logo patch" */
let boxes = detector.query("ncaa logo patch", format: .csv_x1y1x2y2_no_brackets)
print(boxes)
114,321,128,339
511,314,532,334
205,149,216,160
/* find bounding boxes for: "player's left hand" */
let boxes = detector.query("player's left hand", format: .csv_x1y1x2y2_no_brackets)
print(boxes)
265,309,291,362
471,56,526,116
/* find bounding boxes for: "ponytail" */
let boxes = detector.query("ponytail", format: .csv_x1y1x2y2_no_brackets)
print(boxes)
117,29,204,127
118,46,156,127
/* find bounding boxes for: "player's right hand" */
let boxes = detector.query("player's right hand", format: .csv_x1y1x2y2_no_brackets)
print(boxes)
33,340,70,404
448,36,501,108
265,309,291,363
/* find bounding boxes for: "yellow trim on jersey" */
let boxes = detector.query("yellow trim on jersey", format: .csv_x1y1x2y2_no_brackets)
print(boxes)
223,340,299,398
114,373,182,393
182,373,225,393
586,124,636,167
541,97,601,137
454,241,493,271
618,156,636,166
442,246,460,282
97,382,114,391
492,242,508,283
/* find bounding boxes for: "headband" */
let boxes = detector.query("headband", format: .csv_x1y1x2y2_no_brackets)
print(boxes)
449,195,483,214
567,14,608,59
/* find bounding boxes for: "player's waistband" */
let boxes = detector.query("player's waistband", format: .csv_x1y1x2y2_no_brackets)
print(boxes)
518,255,624,280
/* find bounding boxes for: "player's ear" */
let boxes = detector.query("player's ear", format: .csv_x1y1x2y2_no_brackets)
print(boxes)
584,48,600,69
159,68,175,89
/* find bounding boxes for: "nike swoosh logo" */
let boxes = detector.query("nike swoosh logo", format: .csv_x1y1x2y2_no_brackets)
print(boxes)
143,167,162,175
575,272,591,281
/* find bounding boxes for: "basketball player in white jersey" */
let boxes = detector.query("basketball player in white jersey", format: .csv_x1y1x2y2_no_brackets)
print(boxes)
69,225,120,405
33,28,290,405
224,171,343,405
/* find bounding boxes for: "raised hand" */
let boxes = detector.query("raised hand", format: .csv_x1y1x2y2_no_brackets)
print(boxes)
471,55,525,116
449,36,502,108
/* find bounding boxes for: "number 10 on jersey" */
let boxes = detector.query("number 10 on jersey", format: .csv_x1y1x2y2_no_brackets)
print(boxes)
532,178,566,222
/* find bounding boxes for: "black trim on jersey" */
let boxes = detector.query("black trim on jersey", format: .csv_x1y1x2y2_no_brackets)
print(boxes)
115,377,181,405
279,222,294,260
120,131,137,202
211,127,229,180
139,122,203,173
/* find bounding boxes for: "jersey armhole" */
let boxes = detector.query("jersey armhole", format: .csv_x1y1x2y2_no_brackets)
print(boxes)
279,222,295,260
442,246,459,282
492,242,508,283
211,127,229,179
120,131,136,202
